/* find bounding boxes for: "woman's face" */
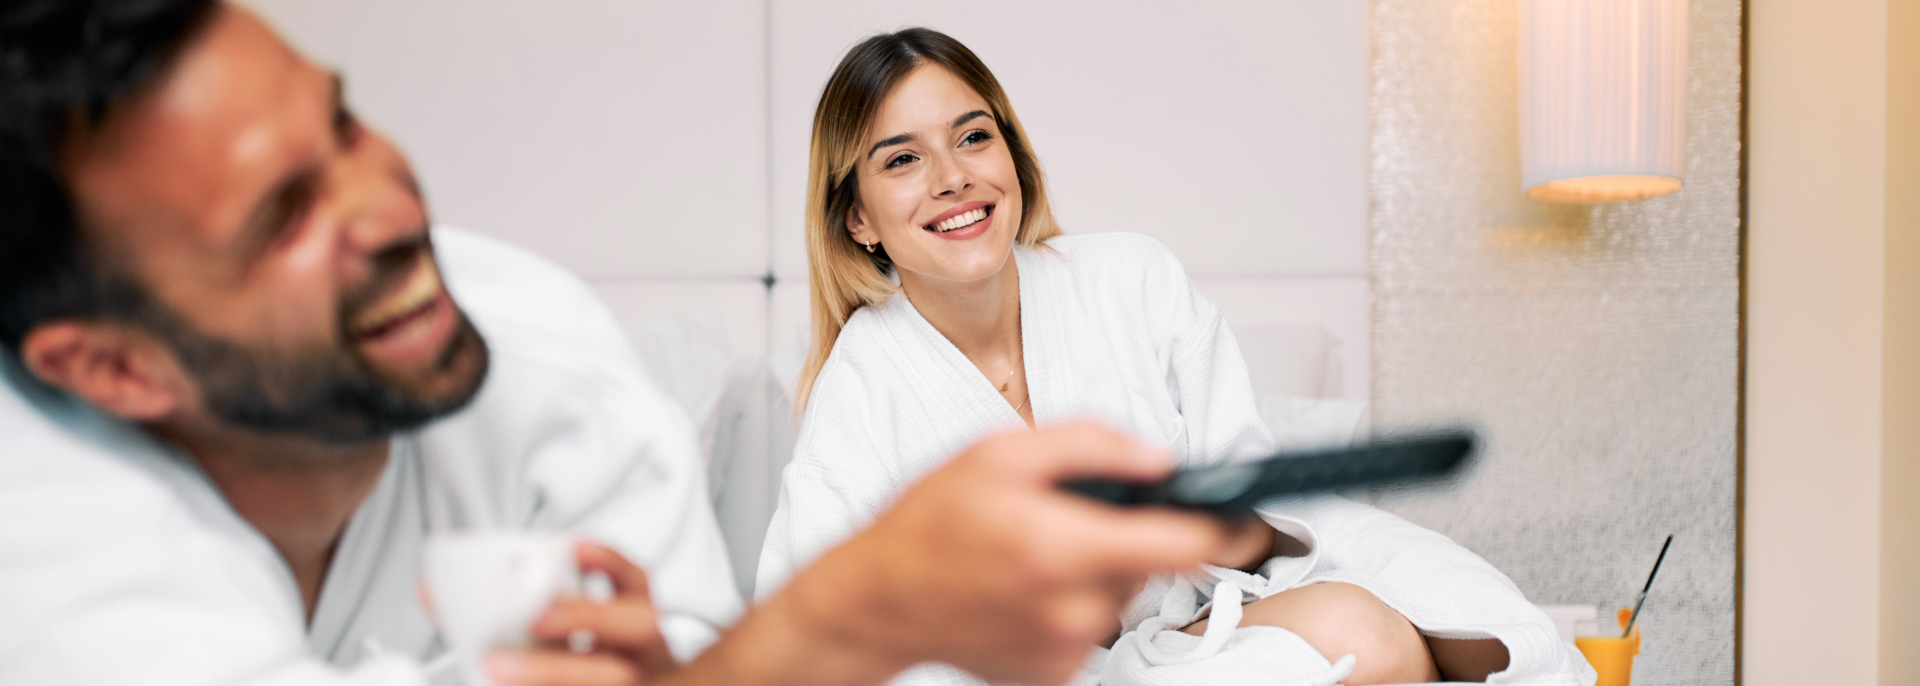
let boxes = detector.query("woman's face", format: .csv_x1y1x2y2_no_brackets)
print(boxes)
848,64,1024,291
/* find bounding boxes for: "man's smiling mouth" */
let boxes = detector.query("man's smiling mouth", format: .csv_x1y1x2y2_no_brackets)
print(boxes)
349,252,445,341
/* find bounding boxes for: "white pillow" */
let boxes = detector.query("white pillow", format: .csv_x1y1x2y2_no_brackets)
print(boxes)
1232,321,1344,399
620,314,768,596
620,314,748,463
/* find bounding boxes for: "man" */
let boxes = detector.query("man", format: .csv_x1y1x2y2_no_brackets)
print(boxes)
0,2,1229,685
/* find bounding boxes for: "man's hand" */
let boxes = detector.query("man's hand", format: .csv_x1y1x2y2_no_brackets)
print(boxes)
684,422,1233,686
1206,520,1280,572
486,542,675,686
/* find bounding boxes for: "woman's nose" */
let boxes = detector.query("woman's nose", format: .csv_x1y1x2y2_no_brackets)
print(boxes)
930,152,973,197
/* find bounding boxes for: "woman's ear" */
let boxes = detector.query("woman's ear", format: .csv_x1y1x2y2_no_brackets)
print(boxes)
845,204,875,247
19,321,187,422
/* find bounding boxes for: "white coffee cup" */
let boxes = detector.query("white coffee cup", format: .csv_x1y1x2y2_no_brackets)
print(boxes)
422,532,582,686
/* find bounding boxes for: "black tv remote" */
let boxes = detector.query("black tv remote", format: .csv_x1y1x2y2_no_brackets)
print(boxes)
1060,431,1476,517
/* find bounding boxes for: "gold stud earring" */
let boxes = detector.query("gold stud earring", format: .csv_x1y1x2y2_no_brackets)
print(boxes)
865,240,876,254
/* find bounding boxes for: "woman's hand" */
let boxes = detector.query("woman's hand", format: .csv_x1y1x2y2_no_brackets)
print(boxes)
486,541,677,686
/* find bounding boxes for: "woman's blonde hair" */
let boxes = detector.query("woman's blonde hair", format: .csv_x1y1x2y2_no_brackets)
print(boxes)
794,27,1062,414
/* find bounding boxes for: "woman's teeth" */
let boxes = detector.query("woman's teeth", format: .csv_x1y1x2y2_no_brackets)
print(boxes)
927,207,989,233
352,255,444,337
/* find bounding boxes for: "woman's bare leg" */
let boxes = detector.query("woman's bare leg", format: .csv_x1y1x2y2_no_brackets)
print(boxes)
1182,582,1441,685
1425,636,1510,682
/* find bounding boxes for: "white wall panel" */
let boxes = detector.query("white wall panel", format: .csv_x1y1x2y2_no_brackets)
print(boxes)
769,279,812,358
768,0,1369,281
591,279,769,359
246,0,770,280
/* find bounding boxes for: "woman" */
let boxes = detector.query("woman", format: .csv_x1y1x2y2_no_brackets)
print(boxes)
757,28,1589,686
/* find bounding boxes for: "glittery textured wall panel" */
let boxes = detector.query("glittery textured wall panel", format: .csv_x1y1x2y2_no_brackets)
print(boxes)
1368,1,1740,684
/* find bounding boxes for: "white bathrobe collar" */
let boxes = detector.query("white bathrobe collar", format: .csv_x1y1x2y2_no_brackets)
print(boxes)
880,245,1055,431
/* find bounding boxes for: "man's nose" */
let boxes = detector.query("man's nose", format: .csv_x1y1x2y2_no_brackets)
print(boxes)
326,139,428,257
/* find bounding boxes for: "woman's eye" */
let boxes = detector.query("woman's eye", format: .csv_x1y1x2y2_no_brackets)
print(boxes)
961,130,993,146
886,153,918,169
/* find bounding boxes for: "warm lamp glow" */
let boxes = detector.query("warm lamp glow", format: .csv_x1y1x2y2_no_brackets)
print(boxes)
1519,0,1687,204
1526,174,1685,203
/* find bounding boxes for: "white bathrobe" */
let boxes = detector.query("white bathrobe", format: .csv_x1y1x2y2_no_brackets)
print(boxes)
758,233,1592,686
0,228,743,686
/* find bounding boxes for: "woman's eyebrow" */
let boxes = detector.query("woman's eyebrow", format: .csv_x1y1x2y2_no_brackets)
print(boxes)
951,110,989,128
867,132,916,159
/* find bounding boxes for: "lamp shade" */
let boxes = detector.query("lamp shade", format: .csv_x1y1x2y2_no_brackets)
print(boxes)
1519,0,1687,203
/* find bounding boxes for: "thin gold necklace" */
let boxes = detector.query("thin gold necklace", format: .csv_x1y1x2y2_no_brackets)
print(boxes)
999,368,1030,413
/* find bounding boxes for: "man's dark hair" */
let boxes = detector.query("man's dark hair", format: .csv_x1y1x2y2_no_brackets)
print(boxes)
0,0,218,360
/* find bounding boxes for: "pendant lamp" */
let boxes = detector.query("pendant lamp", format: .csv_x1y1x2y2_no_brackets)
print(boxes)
1519,0,1688,204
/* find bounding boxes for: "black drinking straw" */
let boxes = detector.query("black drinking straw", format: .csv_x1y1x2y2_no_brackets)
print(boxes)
1622,534,1674,638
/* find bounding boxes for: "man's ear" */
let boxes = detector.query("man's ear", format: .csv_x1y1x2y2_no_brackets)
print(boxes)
19,321,186,421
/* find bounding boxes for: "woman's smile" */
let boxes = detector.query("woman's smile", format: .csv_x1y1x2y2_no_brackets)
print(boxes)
924,202,995,239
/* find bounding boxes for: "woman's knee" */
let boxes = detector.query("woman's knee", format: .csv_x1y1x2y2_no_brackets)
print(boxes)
1238,582,1440,685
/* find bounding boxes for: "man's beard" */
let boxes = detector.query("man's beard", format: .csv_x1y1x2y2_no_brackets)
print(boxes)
126,274,490,445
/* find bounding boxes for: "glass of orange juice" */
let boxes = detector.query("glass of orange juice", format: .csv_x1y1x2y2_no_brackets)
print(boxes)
1574,607,1641,686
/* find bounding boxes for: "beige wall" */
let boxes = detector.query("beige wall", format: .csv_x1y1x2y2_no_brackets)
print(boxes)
1746,0,1903,684
1883,0,1919,682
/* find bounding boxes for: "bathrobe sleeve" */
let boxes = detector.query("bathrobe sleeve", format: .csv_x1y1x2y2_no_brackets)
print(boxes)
420,346,745,661
1129,236,1276,465
751,351,893,599
753,460,861,598
763,460,999,685
424,228,745,660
